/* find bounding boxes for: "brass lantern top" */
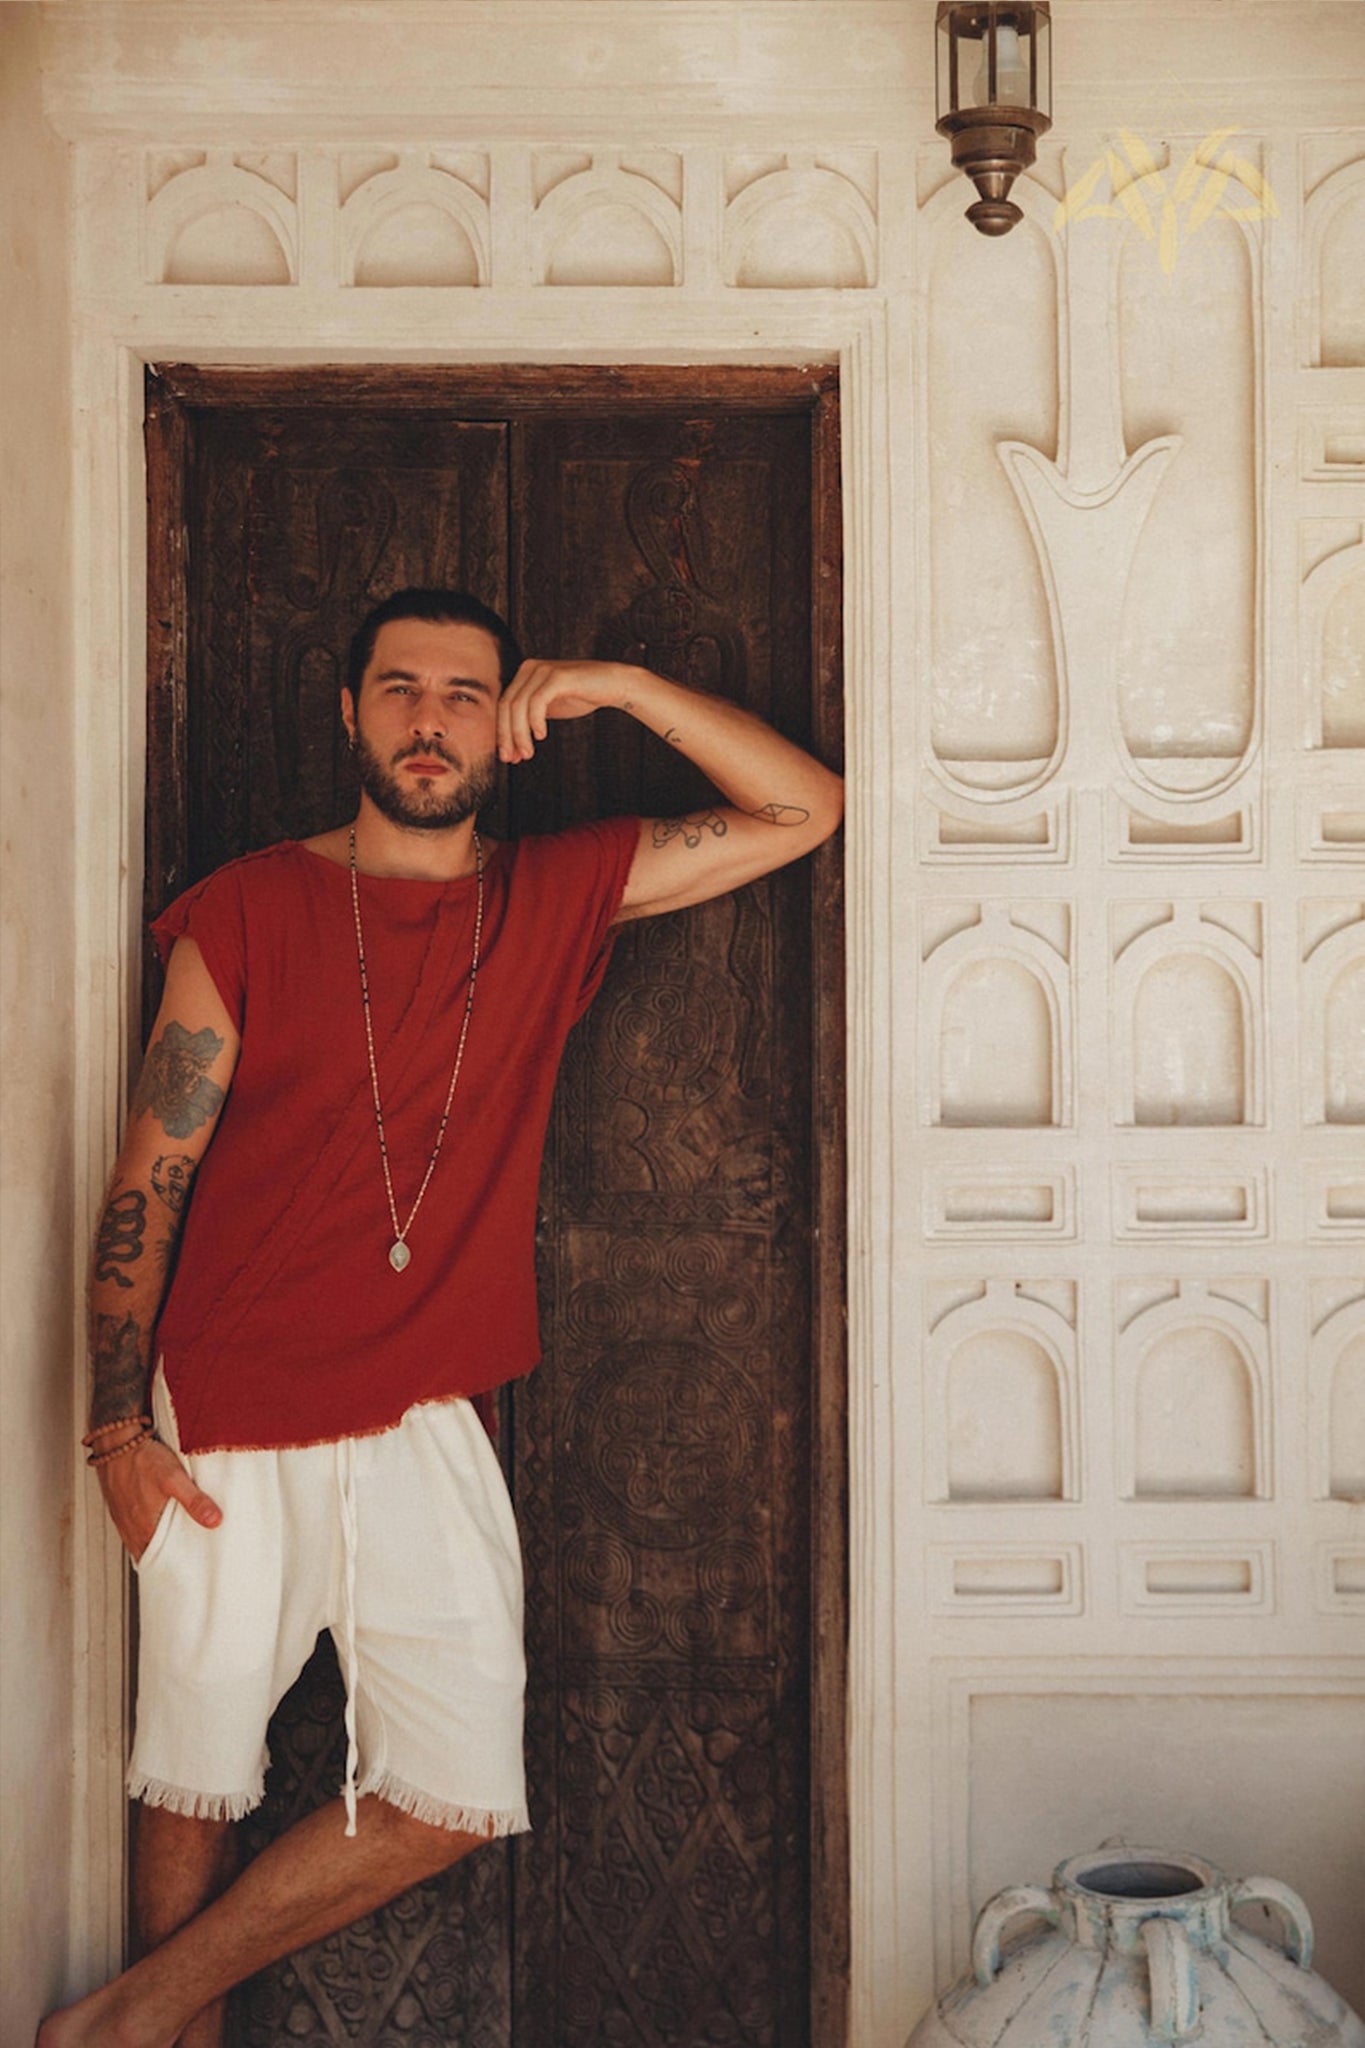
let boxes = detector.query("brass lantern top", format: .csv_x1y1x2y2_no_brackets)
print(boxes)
935,3,1053,236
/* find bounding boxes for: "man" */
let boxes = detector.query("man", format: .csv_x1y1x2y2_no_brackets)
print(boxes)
42,587,843,2048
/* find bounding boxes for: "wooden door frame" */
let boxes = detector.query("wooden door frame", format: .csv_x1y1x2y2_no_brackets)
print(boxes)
143,360,849,2043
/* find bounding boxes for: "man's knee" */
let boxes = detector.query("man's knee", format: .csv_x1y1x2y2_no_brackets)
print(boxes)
363,1795,494,1871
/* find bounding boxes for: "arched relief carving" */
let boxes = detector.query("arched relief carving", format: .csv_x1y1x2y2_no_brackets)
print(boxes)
1111,902,1263,1127
144,150,297,285
1300,904,1365,1125
921,902,1072,1128
1301,156,1365,368
927,1279,1079,1503
723,153,877,289
340,153,490,286
1117,1282,1270,1501
533,153,681,287
1301,537,1365,750
923,181,1065,804
1113,208,1257,798
1309,1294,1365,1501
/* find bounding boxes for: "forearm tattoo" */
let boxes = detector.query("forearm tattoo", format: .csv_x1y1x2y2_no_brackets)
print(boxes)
93,1187,146,1290
651,800,811,850
151,1153,198,1215
90,1312,148,1427
132,1021,225,1139
652,810,729,850
747,801,811,826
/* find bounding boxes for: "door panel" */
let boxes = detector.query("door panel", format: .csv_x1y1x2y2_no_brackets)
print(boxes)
142,366,845,2048
508,414,816,2046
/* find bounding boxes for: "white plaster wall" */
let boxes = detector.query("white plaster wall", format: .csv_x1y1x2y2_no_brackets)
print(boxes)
7,2,1364,2041
0,6,78,2037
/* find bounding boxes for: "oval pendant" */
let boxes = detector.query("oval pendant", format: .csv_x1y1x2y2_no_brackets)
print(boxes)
388,1240,412,1272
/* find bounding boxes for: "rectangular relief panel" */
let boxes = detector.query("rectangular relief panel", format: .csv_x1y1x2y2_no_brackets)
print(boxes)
1120,1543,1274,1615
1316,1545,1365,1611
925,1167,1076,1242
929,1545,1083,1617
923,796,1070,864
1112,797,1258,863
1113,1168,1268,1241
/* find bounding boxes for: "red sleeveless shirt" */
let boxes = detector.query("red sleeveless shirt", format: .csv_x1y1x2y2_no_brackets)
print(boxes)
151,819,640,1452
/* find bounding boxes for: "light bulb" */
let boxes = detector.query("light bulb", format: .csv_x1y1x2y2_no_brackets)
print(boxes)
973,21,1031,106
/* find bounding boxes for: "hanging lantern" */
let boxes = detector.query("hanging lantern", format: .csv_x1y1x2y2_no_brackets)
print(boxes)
935,3,1053,236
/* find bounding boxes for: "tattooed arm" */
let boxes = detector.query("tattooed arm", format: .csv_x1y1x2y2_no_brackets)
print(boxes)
88,937,240,1557
497,658,843,920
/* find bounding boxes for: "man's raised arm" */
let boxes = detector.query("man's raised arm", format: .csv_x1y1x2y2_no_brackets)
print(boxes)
497,658,843,919
86,937,240,1557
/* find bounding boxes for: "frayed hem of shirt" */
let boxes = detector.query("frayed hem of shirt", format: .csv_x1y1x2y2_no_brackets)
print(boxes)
359,1768,530,1838
127,1771,264,1823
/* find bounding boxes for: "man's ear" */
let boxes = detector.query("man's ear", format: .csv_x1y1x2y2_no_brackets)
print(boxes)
341,686,357,742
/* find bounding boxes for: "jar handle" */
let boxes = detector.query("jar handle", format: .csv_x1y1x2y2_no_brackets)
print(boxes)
971,1886,1059,1987
1142,1917,1200,2041
1228,1877,1315,1968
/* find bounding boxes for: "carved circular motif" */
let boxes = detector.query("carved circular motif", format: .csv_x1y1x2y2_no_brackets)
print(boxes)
606,1233,661,1289
601,967,736,1098
662,1232,725,1292
562,1278,638,1348
698,1538,765,1612
564,1530,634,1607
568,1341,766,1550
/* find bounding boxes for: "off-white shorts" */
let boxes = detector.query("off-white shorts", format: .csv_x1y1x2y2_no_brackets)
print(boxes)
128,1368,530,1839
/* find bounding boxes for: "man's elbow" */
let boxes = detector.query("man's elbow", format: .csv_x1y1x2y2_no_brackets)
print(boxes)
809,770,844,845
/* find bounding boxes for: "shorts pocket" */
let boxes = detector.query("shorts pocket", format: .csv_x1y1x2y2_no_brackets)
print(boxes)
133,1496,179,1575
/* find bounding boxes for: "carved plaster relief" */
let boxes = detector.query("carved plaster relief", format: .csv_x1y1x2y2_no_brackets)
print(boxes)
928,1280,1079,1504
1301,902,1365,1124
927,201,1061,803
1301,152,1365,368
929,1544,1084,1616
922,902,1072,1128
534,151,681,286
1118,1281,1270,1501
1112,902,1263,1127
1301,537,1365,750
340,152,490,286
923,153,1269,857
722,152,877,288
1112,1168,1269,1241
1310,1289,1365,1501
1119,1542,1274,1614
145,149,297,283
1115,213,1256,797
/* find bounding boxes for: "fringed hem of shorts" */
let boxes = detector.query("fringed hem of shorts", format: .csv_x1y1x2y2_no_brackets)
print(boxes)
360,1767,531,1838
127,1771,264,1823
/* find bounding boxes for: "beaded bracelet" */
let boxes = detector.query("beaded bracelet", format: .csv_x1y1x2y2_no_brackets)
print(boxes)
82,1413,153,1448
86,1426,156,1469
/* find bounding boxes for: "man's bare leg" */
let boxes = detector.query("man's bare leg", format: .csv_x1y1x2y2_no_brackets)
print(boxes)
133,1808,238,2048
38,1794,486,2048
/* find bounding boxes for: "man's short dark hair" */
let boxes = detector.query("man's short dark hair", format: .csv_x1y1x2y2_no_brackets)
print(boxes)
346,588,523,698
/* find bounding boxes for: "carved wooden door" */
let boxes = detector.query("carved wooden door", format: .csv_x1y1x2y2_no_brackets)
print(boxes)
144,366,845,2048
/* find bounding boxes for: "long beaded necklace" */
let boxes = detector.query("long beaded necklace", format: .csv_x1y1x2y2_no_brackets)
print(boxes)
348,825,484,1272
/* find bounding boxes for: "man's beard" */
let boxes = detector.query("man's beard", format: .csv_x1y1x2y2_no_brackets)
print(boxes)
352,732,498,832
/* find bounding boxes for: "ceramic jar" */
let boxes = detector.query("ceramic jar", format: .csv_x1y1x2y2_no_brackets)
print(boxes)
907,1845,1365,2047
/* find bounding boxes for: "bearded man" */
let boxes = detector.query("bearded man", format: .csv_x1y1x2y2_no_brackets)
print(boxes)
41,587,843,2048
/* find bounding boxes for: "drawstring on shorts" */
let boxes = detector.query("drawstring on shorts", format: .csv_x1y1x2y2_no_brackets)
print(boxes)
335,1436,361,1837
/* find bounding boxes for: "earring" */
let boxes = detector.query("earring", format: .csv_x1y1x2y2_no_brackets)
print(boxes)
347,731,358,753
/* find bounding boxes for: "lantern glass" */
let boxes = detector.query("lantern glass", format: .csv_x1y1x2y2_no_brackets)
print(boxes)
936,5,1051,120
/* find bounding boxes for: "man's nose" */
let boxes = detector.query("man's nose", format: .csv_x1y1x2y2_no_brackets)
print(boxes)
411,692,446,734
